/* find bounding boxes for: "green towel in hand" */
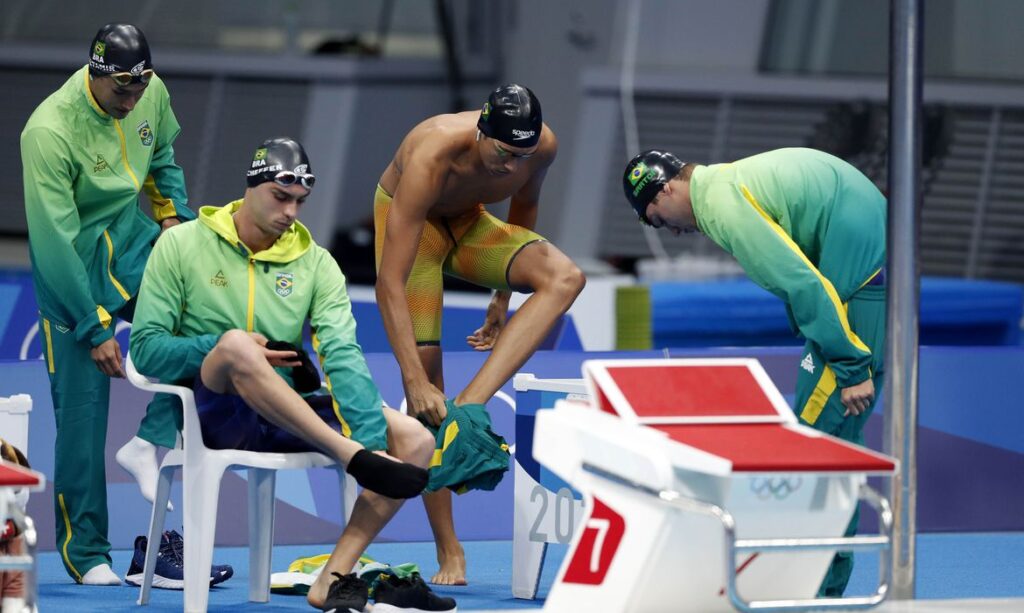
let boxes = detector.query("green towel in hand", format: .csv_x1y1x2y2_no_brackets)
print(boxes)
424,400,510,494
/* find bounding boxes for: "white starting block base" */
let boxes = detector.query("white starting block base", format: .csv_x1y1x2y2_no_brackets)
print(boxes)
0,394,32,454
531,359,897,612
474,599,1024,613
538,405,884,612
512,376,588,599
1,459,45,613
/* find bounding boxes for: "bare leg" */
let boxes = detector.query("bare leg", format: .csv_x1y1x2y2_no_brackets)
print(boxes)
456,242,585,405
423,488,466,585
416,345,468,585
307,408,434,608
201,331,427,501
201,330,363,464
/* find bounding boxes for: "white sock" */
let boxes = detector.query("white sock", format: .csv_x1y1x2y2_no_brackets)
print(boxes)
2,596,26,613
115,436,173,511
81,563,121,586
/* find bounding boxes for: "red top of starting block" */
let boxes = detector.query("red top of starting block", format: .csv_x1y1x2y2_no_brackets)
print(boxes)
584,359,792,424
605,365,777,417
0,460,41,487
656,423,896,473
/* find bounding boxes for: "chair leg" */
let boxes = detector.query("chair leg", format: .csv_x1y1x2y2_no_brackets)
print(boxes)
340,468,358,528
138,462,178,605
183,461,225,613
247,468,276,603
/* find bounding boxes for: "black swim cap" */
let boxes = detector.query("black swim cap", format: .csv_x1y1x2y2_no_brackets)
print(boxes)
246,137,315,189
477,84,542,149
88,24,152,77
622,150,686,225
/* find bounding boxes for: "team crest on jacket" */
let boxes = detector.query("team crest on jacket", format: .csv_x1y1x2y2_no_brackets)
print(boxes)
275,273,294,297
137,120,154,146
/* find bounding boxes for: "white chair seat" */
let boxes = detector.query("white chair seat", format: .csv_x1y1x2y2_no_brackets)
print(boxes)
125,352,357,612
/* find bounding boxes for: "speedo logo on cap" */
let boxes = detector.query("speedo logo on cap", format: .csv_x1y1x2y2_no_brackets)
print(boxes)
512,129,535,141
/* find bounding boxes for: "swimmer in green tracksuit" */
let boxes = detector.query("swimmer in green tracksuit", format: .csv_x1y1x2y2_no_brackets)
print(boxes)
131,137,433,610
622,147,886,597
20,24,195,583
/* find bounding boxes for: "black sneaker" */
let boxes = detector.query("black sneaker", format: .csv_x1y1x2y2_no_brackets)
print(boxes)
321,572,369,613
373,572,457,612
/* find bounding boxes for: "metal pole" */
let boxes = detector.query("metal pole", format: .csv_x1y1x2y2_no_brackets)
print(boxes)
885,0,922,600
434,0,466,113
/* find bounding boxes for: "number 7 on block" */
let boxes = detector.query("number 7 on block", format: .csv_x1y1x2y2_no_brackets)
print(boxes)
562,498,625,585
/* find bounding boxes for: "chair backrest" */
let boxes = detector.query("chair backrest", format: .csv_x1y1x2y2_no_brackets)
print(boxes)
124,351,205,459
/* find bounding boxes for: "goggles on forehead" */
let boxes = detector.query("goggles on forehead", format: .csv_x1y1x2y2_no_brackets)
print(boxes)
108,69,155,86
271,170,316,189
492,139,534,159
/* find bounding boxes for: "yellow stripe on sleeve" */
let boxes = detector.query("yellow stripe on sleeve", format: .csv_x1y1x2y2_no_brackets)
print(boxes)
800,364,837,425
739,185,869,353
312,332,353,438
97,305,113,330
144,174,178,220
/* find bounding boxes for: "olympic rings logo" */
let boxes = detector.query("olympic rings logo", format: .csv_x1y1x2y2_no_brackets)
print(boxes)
750,476,803,500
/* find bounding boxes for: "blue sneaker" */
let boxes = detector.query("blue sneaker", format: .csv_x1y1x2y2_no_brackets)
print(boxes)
124,531,234,589
162,530,234,586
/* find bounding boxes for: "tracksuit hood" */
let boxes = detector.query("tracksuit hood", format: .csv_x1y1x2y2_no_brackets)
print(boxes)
199,199,312,263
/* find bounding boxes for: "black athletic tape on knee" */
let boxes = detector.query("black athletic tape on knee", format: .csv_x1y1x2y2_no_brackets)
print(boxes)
345,449,428,499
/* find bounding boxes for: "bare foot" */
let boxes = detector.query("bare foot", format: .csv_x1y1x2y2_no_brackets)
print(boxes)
306,573,329,609
431,545,467,586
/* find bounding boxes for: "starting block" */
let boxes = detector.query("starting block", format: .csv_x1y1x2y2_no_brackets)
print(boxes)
0,459,45,613
533,358,898,612
511,375,588,599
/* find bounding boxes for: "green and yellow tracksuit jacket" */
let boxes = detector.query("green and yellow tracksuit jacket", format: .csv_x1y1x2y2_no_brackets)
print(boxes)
690,147,886,389
129,202,388,450
21,66,192,347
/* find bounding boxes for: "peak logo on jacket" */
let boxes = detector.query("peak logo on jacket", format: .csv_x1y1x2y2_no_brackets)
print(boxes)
210,270,228,287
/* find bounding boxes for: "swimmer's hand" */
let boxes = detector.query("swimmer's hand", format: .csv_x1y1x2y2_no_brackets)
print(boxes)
841,378,875,417
467,292,509,351
406,378,448,427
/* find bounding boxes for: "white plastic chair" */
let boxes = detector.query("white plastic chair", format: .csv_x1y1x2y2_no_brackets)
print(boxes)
125,351,358,613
